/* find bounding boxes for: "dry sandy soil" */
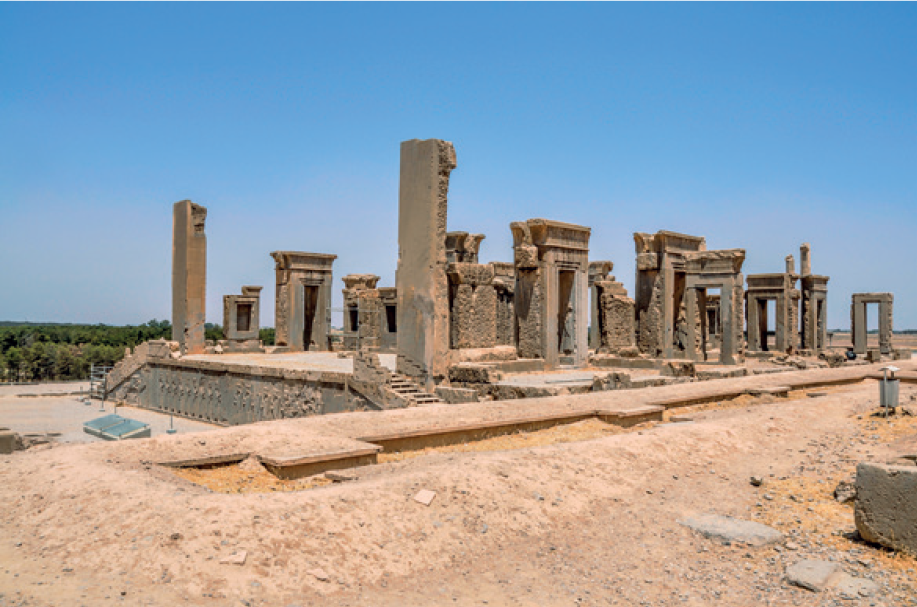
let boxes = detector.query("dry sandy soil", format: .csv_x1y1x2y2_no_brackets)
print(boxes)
1,361,916,607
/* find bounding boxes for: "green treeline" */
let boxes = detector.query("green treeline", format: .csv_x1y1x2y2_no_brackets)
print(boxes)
0,321,275,382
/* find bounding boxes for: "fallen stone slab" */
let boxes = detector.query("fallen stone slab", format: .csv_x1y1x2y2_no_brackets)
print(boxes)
434,386,479,404
678,514,783,547
413,489,436,506
219,550,247,566
696,367,747,381
786,560,841,591
785,561,879,597
0,431,24,455
746,386,791,397
855,462,917,554
833,574,879,599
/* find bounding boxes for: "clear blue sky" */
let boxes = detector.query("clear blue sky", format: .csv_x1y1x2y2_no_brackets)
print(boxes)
1,3,915,330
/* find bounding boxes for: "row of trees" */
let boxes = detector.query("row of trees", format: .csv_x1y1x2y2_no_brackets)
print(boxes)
1,321,275,382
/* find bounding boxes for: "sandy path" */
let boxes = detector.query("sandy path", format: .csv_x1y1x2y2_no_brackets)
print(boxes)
1,363,915,607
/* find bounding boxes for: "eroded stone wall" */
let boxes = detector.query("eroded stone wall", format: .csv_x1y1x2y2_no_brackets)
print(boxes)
110,360,372,425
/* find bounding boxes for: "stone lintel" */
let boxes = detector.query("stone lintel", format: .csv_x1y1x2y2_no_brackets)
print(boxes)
526,218,591,251
271,251,337,273
852,292,893,303
342,274,381,290
683,249,746,274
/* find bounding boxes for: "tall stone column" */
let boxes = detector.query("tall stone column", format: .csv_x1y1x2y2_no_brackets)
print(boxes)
172,200,207,354
396,139,456,388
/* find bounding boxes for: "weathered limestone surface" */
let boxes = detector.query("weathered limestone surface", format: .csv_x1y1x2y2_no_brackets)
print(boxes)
396,139,456,387
855,462,917,554
172,200,207,354
851,293,894,355
109,358,373,425
272,251,336,352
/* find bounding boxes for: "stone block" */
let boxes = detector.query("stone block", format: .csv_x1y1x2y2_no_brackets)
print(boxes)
514,244,539,269
855,462,917,554
679,514,783,547
447,363,503,384
0,431,24,454
434,386,479,404
446,262,494,287
661,360,695,377
636,252,658,271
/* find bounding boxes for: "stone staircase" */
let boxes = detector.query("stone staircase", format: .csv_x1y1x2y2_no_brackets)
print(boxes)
388,374,444,406
105,339,173,398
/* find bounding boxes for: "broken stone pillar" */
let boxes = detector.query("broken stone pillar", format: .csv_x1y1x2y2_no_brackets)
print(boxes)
342,274,381,351
851,293,894,355
800,243,812,276
221,286,263,353
588,261,614,350
172,199,207,354
271,251,337,352
596,280,635,353
395,139,456,388
378,287,398,352
512,219,590,369
683,249,746,365
445,231,485,264
448,263,497,349
633,231,707,359
492,262,515,347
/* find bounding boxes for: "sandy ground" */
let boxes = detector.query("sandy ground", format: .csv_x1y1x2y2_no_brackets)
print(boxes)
1,361,916,607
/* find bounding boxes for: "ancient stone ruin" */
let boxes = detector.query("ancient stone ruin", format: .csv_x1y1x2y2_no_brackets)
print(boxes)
271,251,336,352
851,292,894,355
221,286,263,353
102,137,903,427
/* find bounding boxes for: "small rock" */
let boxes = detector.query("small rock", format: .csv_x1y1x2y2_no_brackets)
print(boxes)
170,533,182,541
308,567,330,582
750,476,764,487
413,489,436,506
679,514,783,547
325,470,358,482
833,481,856,503
220,551,247,566
833,574,878,599
786,560,841,592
